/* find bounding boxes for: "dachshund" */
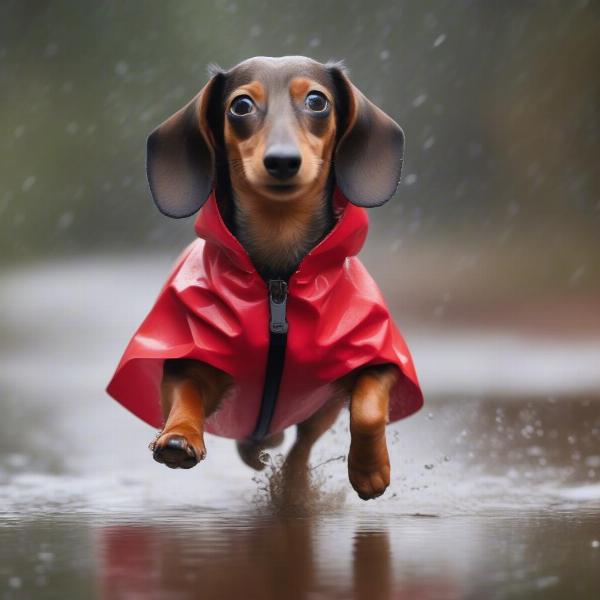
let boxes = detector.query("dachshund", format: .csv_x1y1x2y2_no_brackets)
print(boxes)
138,56,417,500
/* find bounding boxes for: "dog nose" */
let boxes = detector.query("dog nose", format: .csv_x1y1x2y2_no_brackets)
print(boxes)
263,147,301,180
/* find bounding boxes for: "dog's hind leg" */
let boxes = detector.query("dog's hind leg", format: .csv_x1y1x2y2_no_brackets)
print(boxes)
236,432,285,471
281,396,346,498
151,360,231,469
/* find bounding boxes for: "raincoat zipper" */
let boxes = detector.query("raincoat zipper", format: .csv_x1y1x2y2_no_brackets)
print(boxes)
250,279,289,441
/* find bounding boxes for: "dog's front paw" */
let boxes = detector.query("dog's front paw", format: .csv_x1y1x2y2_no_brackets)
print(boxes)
348,432,390,500
150,430,206,469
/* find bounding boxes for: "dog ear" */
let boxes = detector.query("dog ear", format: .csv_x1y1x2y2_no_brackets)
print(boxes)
146,72,225,218
330,67,405,207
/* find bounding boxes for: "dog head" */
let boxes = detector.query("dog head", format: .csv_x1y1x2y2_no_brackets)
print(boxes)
147,56,405,218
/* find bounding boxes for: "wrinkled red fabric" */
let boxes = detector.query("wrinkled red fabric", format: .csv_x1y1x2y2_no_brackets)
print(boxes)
107,188,423,439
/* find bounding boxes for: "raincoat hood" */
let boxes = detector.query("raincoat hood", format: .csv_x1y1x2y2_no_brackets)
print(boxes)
193,187,368,276
107,187,423,440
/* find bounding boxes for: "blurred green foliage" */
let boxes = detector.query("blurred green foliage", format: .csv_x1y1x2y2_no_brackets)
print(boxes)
0,0,598,278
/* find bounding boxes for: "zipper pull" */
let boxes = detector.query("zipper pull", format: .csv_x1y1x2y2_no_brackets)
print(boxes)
268,279,288,334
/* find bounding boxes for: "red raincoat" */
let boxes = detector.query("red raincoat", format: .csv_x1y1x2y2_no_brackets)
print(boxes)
107,188,423,439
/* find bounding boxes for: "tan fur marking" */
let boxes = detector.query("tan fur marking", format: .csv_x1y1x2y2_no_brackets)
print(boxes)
288,77,333,105
225,81,266,107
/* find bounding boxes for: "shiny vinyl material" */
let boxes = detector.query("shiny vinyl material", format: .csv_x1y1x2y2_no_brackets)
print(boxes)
106,188,423,439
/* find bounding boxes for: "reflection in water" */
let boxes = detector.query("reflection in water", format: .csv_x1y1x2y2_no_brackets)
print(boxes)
2,509,599,600
353,529,392,600
95,517,461,600
97,517,319,600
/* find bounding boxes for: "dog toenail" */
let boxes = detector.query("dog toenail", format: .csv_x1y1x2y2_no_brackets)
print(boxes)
165,437,186,450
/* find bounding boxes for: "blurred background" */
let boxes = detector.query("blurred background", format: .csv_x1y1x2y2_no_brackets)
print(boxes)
0,2,599,599
1,0,599,326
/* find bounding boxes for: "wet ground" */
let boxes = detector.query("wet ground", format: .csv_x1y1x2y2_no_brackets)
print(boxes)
1,257,599,599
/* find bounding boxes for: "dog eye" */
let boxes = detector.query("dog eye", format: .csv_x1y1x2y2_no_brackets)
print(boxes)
305,92,329,112
230,95,255,116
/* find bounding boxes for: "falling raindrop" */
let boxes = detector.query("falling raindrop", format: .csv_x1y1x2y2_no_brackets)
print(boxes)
433,34,446,48
22,176,36,191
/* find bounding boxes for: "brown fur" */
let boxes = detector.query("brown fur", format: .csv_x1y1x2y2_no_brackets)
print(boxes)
151,57,399,501
151,360,232,468
223,75,339,279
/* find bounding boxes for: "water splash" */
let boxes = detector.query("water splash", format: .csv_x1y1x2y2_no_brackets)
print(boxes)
252,452,347,517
